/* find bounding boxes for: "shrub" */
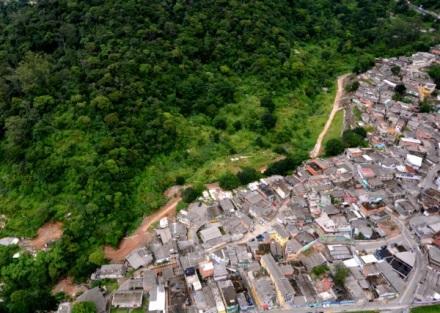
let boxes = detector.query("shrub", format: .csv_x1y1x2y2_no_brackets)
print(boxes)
391,65,401,76
233,120,242,131
261,96,275,112
333,264,349,286
261,113,277,130
72,302,97,313
219,172,241,190
182,187,201,203
427,64,440,86
394,83,406,95
312,264,329,277
420,100,433,113
345,81,360,92
237,167,261,185
175,176,186,185
352,126,367,138
325,138,345,156
213,117,227,130
342,129,366,147
264,152,307,176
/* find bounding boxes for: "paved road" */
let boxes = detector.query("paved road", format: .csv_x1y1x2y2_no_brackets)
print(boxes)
354,233,403,251
389,215,426,305
310,74,349,158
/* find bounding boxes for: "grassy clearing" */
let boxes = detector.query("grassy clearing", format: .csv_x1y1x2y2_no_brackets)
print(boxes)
411,304,440,313
323,110,344,144
131,72,341,219
303,81,338,146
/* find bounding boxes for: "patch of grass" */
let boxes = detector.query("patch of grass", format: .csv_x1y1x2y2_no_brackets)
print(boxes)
411,305,440,313
322,110,344,146
91,279,119,293
353,106,362,121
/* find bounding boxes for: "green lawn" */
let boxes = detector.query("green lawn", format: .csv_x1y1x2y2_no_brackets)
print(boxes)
323,110,344,145
411,304,440,313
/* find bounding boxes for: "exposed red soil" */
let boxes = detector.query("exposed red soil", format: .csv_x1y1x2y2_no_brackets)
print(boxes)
24,221,63,250
52,277,87,298
104,195,181,262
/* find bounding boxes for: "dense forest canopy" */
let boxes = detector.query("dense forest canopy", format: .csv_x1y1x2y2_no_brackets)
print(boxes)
0,0,438,311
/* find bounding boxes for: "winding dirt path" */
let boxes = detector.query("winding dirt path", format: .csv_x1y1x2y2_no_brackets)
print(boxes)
104,194,181,262
310,74,349,158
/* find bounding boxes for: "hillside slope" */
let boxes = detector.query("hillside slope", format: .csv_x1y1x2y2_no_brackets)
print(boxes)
0,0,438,311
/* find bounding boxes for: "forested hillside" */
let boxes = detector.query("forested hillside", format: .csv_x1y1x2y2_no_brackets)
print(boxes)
0,0,438,311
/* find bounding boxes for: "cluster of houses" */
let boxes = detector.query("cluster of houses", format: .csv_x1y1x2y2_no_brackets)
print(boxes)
50,48,440,312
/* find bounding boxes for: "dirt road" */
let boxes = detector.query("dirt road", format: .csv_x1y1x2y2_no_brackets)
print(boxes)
309,74,349,158
104,195,181,262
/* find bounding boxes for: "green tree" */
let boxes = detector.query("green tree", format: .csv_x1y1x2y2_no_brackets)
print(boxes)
353,55,374,74
352,126,367,138
394,83,406,95
345,81,360,92
391,65,401,76
312,264,329,277
265,152,307,176
219,172,241,190
428,64,440,86
419,100,433,113
342,129,366,147
261,96,275,112
213,117,227,130
175,176,186,185
72,302,97,313
15,52,52,93
182,187,201,203
261,113,277,130
333,264,349,286
233,120,242,131
325,138,345,156
88,248,106,266
237,167,261,185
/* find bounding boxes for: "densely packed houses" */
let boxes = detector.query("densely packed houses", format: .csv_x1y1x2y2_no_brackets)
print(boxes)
54,47,440,313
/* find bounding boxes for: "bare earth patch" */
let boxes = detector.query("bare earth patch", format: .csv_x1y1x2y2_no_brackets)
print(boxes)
104,194,181,262
21,221,63,251
52,277,87,298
